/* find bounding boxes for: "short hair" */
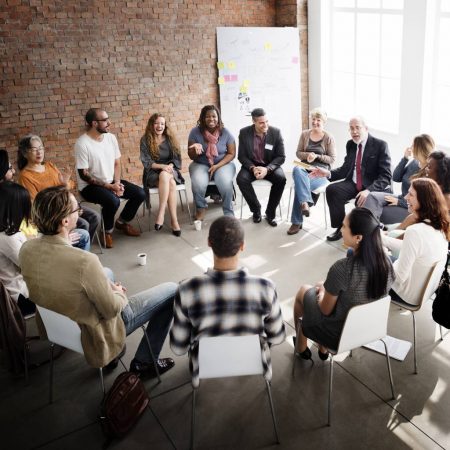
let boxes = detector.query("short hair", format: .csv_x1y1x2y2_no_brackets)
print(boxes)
85,108,104,127
0,181,31,235
310,107,327,123
196,105,224,131
32,186,73,235
251,108,266,119
208,216,244,258
349,116,367,128
17,134,43,170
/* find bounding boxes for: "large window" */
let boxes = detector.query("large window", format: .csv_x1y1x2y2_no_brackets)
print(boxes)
327,0,404,132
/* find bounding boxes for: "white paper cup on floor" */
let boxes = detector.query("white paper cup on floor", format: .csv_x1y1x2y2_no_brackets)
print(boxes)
194,220,202,231
137,253,147,266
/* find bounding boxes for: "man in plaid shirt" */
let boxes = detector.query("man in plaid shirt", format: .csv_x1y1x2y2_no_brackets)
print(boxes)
170,216,286,387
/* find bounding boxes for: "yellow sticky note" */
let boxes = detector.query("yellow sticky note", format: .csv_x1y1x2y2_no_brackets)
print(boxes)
217,61,225,70
218,76,225,85
227,61,236,70
264,42,272,51
239,85,248,94
243,79,250,87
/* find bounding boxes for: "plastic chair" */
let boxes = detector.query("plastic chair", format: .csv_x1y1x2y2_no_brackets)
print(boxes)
294,296,395,426
239,179,283,220
287,183,328,227
390,261,446,374
191,334,279,449
36,305,160,403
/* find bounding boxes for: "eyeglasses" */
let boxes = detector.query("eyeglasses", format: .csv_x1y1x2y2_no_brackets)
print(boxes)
28,146,44,153
70,203,83,215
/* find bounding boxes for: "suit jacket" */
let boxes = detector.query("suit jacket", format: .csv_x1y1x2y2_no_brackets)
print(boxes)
238,125,285,172
330,134,392,192
19,235,127,368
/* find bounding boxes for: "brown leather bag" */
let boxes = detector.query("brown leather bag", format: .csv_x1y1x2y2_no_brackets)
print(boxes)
99,371,149,439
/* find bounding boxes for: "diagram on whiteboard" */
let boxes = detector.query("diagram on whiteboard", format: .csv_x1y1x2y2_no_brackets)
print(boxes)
216,27,301,169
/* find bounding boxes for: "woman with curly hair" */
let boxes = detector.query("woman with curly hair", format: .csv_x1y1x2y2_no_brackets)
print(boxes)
140,113,183,236
188,105,236,220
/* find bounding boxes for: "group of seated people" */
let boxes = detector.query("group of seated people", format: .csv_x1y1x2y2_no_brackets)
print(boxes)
0,105,449,386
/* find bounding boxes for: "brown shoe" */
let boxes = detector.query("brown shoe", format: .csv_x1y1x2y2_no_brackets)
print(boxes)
100,232,114,248
287,224,302,235
115,221,140,237
301,202,310,217
195,208,206,221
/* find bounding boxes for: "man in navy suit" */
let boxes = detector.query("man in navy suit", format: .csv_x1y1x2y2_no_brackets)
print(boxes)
310,116,392,241
237,108,286,227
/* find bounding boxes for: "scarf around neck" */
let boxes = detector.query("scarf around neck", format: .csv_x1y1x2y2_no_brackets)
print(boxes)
202,129,220,166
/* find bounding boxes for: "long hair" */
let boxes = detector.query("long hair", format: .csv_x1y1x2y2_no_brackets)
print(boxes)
427,151,450,194
143,113,180,160
411,177,450,238
348,208,393,299
196,105,224,132
411,134,434,179
17,134,43,170
0,181,31,235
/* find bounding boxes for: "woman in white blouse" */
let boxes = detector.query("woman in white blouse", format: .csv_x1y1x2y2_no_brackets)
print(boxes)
383,178,449,306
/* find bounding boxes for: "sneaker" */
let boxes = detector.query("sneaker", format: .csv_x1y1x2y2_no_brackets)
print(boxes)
129,357,175,379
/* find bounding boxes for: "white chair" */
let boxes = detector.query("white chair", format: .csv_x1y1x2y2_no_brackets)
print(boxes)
145,184,192,230
239,179,283,220
390,261,446,374
36,305,160,403
287,183,328,227
191,334,279,449
294,296,395,426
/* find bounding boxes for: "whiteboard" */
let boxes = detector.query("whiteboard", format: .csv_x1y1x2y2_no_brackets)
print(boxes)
216,27,302,171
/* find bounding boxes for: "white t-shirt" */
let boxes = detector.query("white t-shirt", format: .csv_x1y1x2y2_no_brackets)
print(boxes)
384,222,448,305
74,133,121,191
0,231,29,302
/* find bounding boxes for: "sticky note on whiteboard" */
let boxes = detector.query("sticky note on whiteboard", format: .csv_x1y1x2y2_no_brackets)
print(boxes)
218,76,225,85
264,42,272,51
217,61,225,70
227,61,236,69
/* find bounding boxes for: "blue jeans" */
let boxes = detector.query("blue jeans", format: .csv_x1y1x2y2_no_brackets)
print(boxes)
121,282,177,363
291,167,329,225
189,161,236,216
72,228,90,252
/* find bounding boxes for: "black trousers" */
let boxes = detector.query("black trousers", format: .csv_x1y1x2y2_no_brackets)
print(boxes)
236,167,286,218
326,180,358,229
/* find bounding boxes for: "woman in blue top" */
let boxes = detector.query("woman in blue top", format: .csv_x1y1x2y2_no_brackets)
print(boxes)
188,105,236,220
364,134,433,224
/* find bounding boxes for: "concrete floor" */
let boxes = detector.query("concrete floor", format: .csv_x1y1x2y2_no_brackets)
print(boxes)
1,181,449,450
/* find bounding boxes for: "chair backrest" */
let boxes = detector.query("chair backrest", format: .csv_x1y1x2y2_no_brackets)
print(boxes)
419,260,447,306
36,305,83,354
336,296,391,354
198,334,263,380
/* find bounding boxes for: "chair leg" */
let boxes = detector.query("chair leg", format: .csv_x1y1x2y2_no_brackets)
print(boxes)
323,194,328,228
141,325,160,382
440,325,443,341
327,355,334,426
183,189,193,224
380,338,396,399
412,311,418,374
287,186,293,221
99,368,105,395
191,388,197,450
240,193,244,219
265,380,280,444
178,191,184,211
95,230,103,254
49,343,55,404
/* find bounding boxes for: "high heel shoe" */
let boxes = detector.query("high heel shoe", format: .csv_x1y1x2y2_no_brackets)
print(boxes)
172,229,181,237
318,349,329,361
154,224,163,231
292,336,312,360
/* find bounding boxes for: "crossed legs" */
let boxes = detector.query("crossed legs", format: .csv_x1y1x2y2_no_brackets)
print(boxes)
155,171,180,230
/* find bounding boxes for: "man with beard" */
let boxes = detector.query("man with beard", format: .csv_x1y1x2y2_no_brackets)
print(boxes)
75,108,145,248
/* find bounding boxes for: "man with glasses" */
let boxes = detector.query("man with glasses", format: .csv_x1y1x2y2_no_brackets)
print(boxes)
75,108,146,248
310,116,392,241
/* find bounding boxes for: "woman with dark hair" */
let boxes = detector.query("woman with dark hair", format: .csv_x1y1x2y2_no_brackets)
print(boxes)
140,113,183,236
17,134,100,243
0,182,36,316
188,105,236,220
364,134,434,224
383,178,449,306
0,149,15,182
293,207,394,360
425,150,450,209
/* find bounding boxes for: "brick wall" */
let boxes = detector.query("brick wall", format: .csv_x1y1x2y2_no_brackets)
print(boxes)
0,0,308,184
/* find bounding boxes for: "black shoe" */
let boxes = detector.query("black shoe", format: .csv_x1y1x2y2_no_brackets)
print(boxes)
327,229,342,241
266,216,277,227
130,357,175,378
154,224,163,231
104,345,126,371
318,349,329,361
172,229,181,237
292,336,312,360
253,212,262,223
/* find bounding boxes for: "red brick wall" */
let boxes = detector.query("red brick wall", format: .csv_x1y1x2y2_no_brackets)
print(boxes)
0,0,308,184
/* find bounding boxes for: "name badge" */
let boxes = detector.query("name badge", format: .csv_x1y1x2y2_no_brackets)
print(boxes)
265,144,273,151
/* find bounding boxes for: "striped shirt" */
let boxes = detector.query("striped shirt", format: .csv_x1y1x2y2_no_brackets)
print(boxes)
170,267,286,387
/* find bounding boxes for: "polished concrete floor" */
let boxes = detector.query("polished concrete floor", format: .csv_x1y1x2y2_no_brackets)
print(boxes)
1,182,449,450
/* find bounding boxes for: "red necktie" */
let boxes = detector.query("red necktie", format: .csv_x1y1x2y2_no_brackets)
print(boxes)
356,143,362,191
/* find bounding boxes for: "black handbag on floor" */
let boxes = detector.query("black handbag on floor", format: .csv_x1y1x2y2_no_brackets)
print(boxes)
432,254,450,329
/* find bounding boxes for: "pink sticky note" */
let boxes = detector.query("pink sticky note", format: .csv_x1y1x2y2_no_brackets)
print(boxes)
224,75,231,82
292,56,299,64
230,74,238,82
